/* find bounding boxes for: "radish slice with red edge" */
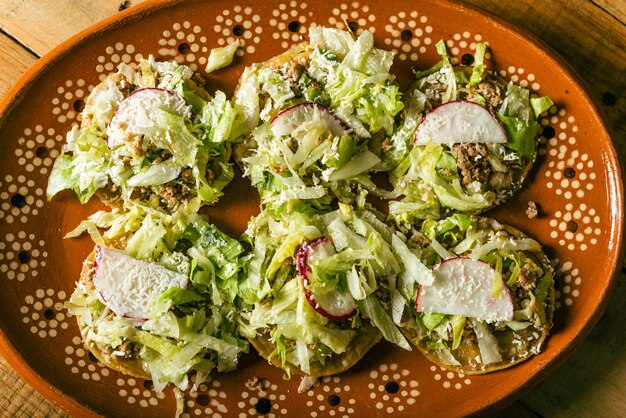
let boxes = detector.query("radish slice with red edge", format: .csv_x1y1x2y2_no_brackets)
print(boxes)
106,87,192,149
271,103,348,138
416,257,514,322
296,237,357,321
414,100,507,146
93,245,189,320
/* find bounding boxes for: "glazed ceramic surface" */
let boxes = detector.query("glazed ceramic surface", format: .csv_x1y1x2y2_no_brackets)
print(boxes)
0,0,622,417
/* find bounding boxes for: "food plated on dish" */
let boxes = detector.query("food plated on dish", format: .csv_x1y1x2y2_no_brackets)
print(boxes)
0,1,616,416
47,58,236,213
47,24,561,409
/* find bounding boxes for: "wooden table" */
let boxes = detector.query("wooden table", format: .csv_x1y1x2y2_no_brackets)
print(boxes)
0,0,624,416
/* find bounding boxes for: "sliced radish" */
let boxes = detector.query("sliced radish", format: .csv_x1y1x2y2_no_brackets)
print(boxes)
414,100,507,145
106,87,192,149
271,103,348,138
296,237,357,321
93,246,189,320
416,257,514,322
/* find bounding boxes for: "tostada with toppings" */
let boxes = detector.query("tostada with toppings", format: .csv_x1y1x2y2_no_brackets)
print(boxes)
231,26,404,210
237,203,430,381
65,205,249,391
398,214,555,374
47,57,237,213
386,41,553,225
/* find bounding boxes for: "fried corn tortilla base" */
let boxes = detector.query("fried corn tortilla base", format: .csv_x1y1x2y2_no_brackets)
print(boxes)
249,320,382,377
76,249,152,380
402,219,555,375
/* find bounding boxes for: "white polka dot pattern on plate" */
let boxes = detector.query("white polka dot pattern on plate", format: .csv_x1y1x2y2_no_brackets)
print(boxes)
368,363,421,414
543,110,598,251
158,22,205,71
270,1,310,50
237,378,284,418
0,174,45,224
116,376,167,407
212,6,262,57
499,64,540,91
383,11,430,61
329,2,377,34
307,375,356,418
181,380,228,418
0,6,609,417
554,260,582,308
430,365,472,390
20,288,68,338
96,43,143,81
549,202,600,252
50,78,88,124
14,125,62,175
0,231,47,281
64,335,111,382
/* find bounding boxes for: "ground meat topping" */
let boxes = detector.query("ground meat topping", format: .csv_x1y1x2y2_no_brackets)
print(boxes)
132,186,152,201
117,339,134,359
474,80,503,108
410,232,430,247
110,72,133,97
381,138,393,153
515,262,542,292
132,135,145,157
206,168,215,185
284,61,304,83
106,182,118,193
461,321,477,345
181,167,195,185
160,186,179,206
451,143,492,186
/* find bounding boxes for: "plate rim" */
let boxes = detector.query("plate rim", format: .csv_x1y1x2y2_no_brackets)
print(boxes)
0,0,622,416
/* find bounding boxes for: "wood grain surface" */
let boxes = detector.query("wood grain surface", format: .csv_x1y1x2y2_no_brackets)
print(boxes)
0,0,624,417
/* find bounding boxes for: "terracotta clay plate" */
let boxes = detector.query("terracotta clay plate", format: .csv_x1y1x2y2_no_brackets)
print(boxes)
0,0,623,417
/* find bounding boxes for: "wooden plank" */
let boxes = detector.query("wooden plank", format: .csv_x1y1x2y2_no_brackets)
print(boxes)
517,272,626,417
0,0,146,57
463,0,626,160
492,400,542,418
591,0,626,24
0,33,37,98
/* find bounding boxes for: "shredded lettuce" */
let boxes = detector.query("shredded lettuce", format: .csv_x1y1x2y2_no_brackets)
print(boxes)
65,206,248,391
356,295,411,350
468,43,487,85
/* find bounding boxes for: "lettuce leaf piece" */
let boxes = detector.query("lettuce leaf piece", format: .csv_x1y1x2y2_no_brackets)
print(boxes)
47,126,110,203
126,161,182,187
468,43,487,85
205,40,239,73
421,312,445,330
497,115,541,159
413,60,444,81
157,287,205,306
499,83,532,121
530,96,554,118
357,295,411,350
534,270,553,325
309,26,355,58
